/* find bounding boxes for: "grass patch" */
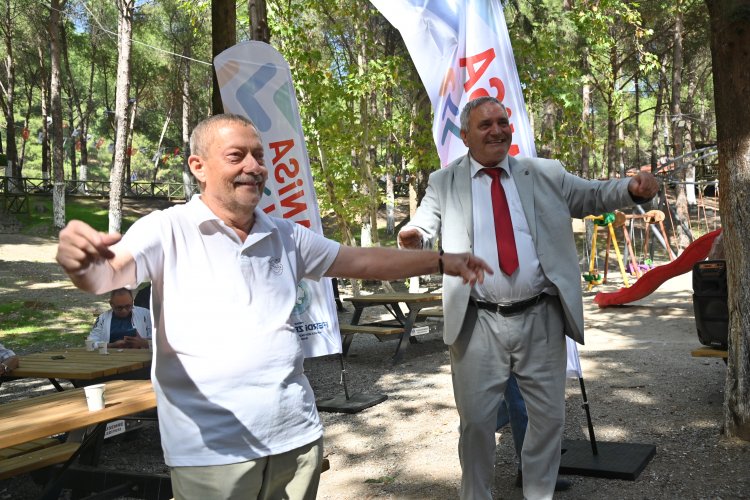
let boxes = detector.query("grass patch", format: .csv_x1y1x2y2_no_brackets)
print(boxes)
15,195,139,236
0,301,93,352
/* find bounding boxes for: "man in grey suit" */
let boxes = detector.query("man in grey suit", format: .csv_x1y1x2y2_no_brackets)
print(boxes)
398,96,658,500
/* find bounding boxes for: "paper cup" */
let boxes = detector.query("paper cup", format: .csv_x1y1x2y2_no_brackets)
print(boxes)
98,343,108,355
85,339,96,351
84,384,106,411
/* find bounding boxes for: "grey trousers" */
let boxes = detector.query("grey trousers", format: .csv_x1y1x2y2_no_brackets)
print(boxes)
450,295,567,500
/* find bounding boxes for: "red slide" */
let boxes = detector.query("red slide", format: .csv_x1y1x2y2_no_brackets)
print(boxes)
593,228,722,307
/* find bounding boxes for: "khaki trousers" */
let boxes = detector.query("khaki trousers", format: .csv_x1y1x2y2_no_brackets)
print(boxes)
170,437,323,500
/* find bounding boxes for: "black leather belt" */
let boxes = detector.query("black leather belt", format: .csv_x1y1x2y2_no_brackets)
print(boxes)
471,293,546,316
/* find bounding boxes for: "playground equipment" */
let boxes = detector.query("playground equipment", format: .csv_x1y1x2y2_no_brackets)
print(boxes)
593,228,721,307
620,209,675,278
583,212,630,291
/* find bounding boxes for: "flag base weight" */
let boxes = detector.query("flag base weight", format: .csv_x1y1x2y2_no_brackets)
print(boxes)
316,393,388,414
559,439,656,480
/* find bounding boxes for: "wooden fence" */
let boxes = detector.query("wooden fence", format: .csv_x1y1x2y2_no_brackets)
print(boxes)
1,176,187,214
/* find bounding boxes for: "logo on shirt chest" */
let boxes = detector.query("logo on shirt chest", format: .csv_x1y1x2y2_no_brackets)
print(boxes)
269,257,283,275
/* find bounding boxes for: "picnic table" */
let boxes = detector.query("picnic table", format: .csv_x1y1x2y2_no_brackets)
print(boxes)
342,292,442,362
3,347,152,391
0,379,170,499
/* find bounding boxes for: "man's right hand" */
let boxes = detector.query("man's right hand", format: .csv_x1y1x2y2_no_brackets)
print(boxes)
398,228,423,249
56,220,122,276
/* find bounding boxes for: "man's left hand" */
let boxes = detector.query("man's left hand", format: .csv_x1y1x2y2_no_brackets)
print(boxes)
628,172,659,200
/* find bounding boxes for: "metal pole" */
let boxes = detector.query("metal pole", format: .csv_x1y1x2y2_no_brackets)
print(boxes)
338,353,350,400
578,377,599,455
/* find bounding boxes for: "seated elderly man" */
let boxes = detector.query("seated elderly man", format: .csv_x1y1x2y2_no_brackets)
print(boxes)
0,343,19,376
89,288,152,349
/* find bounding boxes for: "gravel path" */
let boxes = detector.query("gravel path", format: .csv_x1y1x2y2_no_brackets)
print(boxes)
1,234,748,500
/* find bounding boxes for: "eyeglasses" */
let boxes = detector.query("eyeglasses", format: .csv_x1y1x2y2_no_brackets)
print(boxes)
112,304,133,312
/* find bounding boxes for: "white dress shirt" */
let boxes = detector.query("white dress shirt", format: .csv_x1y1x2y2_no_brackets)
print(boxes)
469,155,553,302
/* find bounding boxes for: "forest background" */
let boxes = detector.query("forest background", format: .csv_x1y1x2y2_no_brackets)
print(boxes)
0,0,749,441
0,0,718,244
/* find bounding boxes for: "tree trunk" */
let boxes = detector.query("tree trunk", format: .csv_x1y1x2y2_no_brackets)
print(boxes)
356,11,379,250
212,0,235,115
651,52,669,171
606,97,617,179
19,86,32,171
67,105,77,182
670,8,692,250
49,0,67,230
605,45,619,179
635,61,641,168
1,0,18,179
248,0,270,43
109,0,134,234
181,53,194,200
705,0,750,442
618,120,626,177
124,98,138,193
539,99,556,159
80,43,98,187
685,76,698,206
581,64,591,178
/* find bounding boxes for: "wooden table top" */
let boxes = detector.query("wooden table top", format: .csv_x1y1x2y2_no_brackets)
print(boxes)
0,380,156,450
12,348,152,381
343,292,442,305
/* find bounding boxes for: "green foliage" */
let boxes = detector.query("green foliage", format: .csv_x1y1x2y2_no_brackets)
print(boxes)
0,0,718,229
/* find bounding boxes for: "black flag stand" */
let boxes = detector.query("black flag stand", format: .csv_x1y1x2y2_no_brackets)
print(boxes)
559,376,656,480
315,353,387,414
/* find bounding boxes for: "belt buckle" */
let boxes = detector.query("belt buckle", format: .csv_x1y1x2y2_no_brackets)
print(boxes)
496,301,513,313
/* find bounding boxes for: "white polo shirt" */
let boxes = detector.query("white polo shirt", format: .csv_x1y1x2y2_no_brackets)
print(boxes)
120,195,340,466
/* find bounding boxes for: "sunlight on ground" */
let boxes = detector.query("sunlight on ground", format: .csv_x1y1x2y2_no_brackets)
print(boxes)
23,281,70,291
0,244,56,262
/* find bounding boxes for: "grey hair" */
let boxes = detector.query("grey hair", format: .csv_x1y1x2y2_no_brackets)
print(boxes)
110,288,133,300
189,113,260,157
459,96,507,132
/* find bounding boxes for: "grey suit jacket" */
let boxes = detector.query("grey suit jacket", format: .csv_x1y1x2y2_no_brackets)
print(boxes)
406,154,637,345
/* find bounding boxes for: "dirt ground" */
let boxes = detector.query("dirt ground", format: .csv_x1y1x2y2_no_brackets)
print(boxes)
1,214,749,499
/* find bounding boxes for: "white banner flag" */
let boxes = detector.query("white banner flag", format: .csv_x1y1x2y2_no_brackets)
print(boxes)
370,0,536,166
370,0,583,377
214,41,341,358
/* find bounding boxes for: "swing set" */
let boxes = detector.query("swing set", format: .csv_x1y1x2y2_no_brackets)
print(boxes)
582,209,675,290
583,145,722,291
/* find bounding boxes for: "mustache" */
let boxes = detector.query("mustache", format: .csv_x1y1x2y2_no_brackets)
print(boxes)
233,174,265,184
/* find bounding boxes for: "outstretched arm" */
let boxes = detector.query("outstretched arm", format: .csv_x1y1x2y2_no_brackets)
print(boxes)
56,220,137,294
326,246,492,286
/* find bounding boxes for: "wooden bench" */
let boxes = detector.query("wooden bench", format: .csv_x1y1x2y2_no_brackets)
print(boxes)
691,346,728,362
339,324,405,356
0,437,79,480
416,307,444,320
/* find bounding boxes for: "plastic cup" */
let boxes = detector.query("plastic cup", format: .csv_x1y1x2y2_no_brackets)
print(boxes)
98,343,108,355
85,339,96,351
84,384,106,411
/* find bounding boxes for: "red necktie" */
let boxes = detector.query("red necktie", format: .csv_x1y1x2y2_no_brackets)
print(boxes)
483,168,519,275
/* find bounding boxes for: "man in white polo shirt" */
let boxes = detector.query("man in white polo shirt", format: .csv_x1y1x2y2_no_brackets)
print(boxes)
55,113,491,500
